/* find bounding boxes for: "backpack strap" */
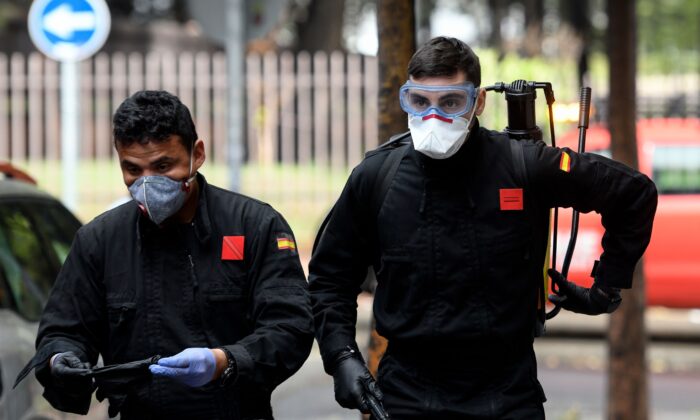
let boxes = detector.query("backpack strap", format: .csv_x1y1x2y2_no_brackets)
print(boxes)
510,138,548,337
368,130,411,155
370,142,410,218
312,132,411,254
509,138,529,189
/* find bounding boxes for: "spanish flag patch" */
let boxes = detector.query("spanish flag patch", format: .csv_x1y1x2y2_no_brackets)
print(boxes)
276,233,297,252
559,151,571,172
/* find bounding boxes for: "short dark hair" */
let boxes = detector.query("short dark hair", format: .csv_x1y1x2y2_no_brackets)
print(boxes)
407,36,481,87
113,90,198,152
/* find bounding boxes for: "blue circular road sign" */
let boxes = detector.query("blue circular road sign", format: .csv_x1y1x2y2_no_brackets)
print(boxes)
28,0,111,61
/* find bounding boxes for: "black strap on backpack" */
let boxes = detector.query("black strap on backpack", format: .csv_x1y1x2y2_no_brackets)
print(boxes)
312,132,411,254
509,139,528,189
370,139,411,217
509,138,547,337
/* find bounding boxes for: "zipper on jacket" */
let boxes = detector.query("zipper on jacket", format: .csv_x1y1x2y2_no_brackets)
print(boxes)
187,251,214,346
188,253,199,289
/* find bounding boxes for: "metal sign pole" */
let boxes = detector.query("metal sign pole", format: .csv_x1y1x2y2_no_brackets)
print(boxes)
60,60,79,211
28,0,111,211
226,0,244,192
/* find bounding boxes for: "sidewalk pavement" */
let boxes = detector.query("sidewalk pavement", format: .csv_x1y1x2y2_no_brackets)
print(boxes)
538,307,700,374
543,306,700,341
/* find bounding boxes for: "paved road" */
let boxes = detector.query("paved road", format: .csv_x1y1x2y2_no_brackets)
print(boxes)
540,363,700,420
60,345,700,420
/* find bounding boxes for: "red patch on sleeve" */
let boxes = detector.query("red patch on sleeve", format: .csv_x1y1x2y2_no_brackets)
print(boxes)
499,188,524,211
221,236,245,260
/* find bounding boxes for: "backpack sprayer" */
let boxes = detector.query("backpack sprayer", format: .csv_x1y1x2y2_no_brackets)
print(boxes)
483,80,593,321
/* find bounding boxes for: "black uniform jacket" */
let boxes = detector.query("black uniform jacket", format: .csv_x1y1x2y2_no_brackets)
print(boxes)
309,121,657,372
20,174,314,419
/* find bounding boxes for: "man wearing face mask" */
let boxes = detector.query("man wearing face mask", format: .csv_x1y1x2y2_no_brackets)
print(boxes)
16,90,314,419
309,37,657,418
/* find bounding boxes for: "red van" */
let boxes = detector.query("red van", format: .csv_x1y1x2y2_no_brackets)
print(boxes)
555,118,700,308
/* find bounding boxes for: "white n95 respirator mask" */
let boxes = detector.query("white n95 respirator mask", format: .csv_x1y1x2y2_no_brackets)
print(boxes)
400,81,479,159
408,114,472,160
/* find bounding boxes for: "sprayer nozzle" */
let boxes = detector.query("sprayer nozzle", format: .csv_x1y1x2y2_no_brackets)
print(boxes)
484,82,506,92
579,87,592,129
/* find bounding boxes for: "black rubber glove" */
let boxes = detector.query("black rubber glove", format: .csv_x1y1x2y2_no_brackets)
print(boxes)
332,348,383,413
51,352,95,398
548,269,622,315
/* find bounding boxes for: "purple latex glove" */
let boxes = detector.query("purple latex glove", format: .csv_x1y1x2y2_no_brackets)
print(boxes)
149,347,216,387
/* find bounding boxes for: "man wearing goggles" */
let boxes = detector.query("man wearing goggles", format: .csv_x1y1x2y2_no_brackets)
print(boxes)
399,78,482,159
399,81,477,119
310,36,656,419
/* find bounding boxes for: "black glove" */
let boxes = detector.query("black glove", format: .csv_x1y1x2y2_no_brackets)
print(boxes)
548,269,622,315
50,352,95,398
332,348,383,413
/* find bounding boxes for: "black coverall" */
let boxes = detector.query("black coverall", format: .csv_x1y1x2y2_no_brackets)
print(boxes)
19,174,314,419
309,121,657,419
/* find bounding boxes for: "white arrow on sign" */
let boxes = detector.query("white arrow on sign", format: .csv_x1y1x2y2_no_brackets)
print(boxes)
42,3,96,39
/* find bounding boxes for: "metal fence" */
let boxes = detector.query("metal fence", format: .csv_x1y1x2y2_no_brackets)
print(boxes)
0,51,381,254
3,51,699,164
0,50,379,168
246,51,379,168
1,51,697,254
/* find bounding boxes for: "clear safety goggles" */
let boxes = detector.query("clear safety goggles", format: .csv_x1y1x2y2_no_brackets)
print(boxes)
399,81,478,119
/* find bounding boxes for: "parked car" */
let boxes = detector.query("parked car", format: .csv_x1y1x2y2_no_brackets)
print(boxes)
0,163,81,419
555,117,700,308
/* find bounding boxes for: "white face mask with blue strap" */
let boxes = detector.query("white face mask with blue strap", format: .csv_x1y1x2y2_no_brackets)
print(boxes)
400,81,479,159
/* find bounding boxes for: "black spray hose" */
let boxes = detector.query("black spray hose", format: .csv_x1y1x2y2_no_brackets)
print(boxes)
547,87,592,320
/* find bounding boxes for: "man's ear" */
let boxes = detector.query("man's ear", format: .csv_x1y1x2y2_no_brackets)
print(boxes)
193,139,206,172
475,88,486,116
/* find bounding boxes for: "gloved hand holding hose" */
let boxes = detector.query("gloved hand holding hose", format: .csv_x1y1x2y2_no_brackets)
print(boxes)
548,269,622,315
50,351,95,398
332,346,389,419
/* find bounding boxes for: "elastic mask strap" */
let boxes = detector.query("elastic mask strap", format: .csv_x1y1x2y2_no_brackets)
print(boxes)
183,146,196,191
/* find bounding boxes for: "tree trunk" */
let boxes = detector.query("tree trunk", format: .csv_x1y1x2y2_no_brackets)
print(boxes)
365,0,415,389
415,0,436,46
487,0,505,52
376,0,415,143
294,0,346,52
563,0,591,87
522,0,544,56
606,1,648,419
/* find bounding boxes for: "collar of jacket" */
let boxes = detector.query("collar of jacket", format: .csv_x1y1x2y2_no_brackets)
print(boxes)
190,173,212,243
136,172,213,244
412,118,482,174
